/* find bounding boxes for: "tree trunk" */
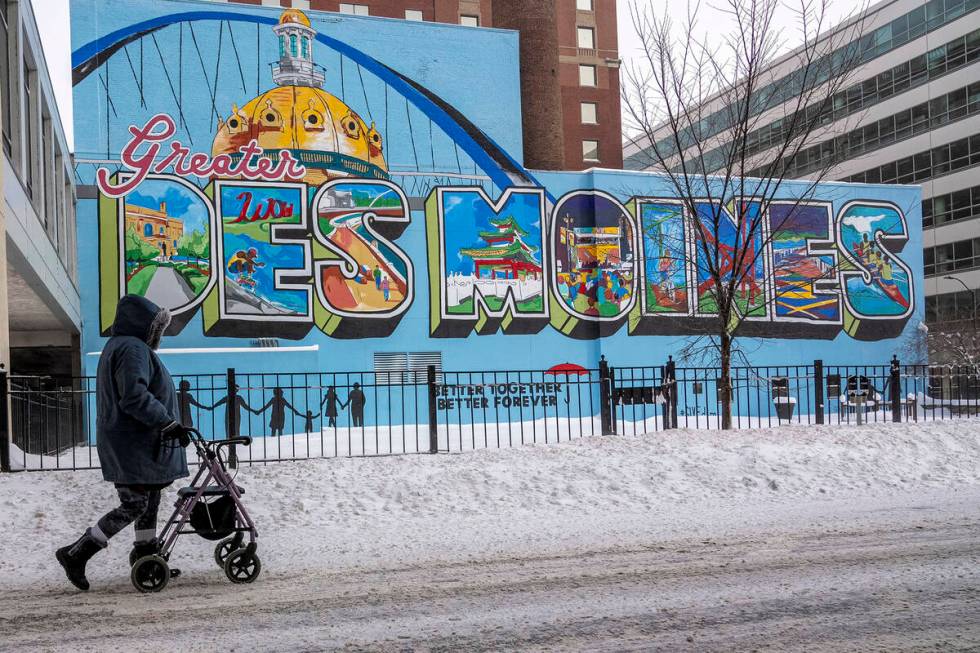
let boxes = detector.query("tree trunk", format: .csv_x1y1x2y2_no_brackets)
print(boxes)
719,330,733,430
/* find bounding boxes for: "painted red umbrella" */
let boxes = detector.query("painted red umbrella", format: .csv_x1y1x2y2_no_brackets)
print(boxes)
545,363,589,404
544,363,589,376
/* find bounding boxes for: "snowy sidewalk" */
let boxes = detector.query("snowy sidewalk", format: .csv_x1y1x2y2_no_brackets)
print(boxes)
1,420,979,651
0,419,978,591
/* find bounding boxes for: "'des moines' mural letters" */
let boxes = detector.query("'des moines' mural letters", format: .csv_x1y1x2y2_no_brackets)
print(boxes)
72,1,923,374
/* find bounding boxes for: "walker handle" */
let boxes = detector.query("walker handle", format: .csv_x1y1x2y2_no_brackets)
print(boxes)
213,436,252,448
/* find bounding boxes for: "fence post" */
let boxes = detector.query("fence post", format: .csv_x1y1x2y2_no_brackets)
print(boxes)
599,356,614,435
426,364,438,454
890,355,902,423
814,359,824,425
665,355,677,429
0,367,10,473
226,368,238,468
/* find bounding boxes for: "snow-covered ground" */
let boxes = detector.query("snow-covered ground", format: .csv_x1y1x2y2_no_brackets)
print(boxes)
0,420,978,650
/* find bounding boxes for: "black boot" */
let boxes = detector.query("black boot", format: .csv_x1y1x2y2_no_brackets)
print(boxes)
56,529,106,591
130,539,181,578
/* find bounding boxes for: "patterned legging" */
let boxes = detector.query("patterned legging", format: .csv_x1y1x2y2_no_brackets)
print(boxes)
95,485,163,544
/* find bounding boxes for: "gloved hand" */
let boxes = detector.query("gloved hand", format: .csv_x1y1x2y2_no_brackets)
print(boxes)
160,421,192,448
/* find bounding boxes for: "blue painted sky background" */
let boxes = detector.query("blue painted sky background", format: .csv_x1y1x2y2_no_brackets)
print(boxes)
128,178,209,234
442,191,543,276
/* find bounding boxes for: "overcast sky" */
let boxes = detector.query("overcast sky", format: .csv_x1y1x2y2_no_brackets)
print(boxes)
34,0,857,152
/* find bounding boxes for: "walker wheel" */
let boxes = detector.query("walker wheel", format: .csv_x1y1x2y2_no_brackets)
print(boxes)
131,555,170,593
214,537,238,568
223,548,261,584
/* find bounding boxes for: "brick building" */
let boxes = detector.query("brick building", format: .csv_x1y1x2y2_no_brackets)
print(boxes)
211,0,623,170
125,202,184,258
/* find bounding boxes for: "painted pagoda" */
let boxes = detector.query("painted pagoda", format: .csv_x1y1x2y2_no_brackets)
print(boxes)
459,216,542,279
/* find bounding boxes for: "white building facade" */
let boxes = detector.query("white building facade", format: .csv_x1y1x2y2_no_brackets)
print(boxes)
0,0,80,378
624,0,980,341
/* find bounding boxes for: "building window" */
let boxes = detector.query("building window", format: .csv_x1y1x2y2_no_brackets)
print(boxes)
580,102,597,124
633,10,980,173
301,36,309,59
143,223,153,237
460,15,479,27
42,115,53,236
339,3,369,16
844,133,980,186
0,2,10,156
923,184,980,228
579,64,597,86
289,34,297,57
577,27,595,50
23,53,35,199
924,237,980,276
760,80,980,179
926,288,979,324
577,0,593,11
583,140,600,162
405,9,424,21
278,35,286,57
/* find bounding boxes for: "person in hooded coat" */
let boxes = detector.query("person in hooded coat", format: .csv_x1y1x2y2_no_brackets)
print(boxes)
56,295,192,591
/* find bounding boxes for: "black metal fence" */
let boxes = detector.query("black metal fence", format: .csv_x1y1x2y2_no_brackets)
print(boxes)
1,356,978,472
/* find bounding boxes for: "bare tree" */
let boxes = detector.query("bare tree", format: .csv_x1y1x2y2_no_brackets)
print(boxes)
928,323,980,370
621,0,880,428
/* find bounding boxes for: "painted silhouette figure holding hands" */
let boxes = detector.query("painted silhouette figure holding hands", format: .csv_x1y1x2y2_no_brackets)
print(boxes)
347,383,366,427
320,386,343,428
253,387,297,437
176,380,209,428
210,387,255,439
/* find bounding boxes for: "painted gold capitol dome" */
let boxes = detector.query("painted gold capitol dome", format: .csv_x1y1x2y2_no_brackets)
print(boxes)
211,8,388,185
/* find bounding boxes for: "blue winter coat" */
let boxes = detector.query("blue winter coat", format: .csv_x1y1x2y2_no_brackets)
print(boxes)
96,295,188,485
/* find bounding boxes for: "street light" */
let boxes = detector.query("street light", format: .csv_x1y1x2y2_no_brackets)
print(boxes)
943,275,977,331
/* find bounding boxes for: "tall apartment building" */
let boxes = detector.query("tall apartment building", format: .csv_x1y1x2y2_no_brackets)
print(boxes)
623,0,980,350
0,0,80,379
211,0,624,170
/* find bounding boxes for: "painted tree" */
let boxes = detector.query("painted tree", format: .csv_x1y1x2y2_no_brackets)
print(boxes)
177,230,210,267
125,226,160,265
621,0,882,428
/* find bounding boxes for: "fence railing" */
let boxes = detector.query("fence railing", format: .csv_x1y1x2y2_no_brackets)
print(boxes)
1,356,978,472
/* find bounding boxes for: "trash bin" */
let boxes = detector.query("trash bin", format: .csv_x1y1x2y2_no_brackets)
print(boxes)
771,377,795,422
774,396,796,421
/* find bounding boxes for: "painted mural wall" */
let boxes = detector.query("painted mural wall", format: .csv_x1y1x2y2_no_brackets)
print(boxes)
72,0,924,380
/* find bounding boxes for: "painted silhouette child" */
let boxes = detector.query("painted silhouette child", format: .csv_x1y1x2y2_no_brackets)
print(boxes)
254,387,296,437
295,408,319,435
381,276,391,302
320,386,343,428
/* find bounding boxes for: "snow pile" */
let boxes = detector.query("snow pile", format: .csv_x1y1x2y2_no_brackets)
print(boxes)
1,419,977,590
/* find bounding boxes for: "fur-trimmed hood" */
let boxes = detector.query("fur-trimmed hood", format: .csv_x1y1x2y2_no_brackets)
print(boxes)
111,295,171,350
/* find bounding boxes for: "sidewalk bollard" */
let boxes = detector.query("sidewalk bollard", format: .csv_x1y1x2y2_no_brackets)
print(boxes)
814,359,824,425
427,365,438,454
890,355,902,423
